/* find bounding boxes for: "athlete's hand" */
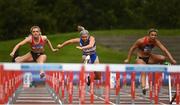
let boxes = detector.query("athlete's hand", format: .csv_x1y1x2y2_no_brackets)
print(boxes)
171,59,177,65
124,59,130,64
76,46,83,50
10,52,15,57
57,44,63,49
52,48,59,52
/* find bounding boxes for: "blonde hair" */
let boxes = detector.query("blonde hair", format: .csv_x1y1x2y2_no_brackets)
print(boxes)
30,26,41,34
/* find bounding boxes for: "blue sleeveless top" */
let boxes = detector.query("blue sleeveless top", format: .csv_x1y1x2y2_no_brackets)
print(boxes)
80,37,97,64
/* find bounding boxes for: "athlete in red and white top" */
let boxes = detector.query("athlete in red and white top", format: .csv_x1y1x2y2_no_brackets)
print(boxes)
124,28,176,95
10,26,58,78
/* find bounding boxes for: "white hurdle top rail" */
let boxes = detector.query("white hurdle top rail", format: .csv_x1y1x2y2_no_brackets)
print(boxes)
1,63,180,73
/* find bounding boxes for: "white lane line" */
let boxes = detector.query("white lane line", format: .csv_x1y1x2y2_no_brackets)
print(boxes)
18,94,51,97
18,96,52,99
86,89,116,105
73,86,115,105
121,88,170,105
16,100,55,103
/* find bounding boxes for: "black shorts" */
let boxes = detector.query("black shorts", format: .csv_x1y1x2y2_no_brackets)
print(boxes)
138,56,150,64
31,51,45,62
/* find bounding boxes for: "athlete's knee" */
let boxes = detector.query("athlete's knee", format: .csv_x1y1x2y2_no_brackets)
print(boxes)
159,55,166,63
42,54,47,59
39,54,47,58
37,55,47,63
15,57,22,63
136,59,146,64
37,60,45,63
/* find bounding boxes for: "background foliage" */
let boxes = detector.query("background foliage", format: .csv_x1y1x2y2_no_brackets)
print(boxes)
0,0,179,40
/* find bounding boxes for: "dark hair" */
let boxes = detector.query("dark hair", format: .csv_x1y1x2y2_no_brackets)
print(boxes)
148,28,158,35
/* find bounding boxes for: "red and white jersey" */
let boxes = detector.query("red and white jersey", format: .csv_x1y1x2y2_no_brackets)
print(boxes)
30,35,45,50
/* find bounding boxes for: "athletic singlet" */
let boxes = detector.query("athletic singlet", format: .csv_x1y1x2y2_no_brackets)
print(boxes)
30,35,45,50
80,37,96,55
139,36,155,53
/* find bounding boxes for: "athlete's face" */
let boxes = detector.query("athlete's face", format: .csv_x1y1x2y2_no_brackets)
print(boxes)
32,28,41,38
149,31,157,41
81,34,89,42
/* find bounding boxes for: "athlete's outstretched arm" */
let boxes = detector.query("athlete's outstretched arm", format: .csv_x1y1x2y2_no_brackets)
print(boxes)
76,36,95,50
45,37,59,52
10,37,30,57
156,40,176,64
57,38,80,49
124,40,139,63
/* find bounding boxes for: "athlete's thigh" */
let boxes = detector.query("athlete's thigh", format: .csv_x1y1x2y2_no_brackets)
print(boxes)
15,52,33,62
136,59,146,80
94,56,99,64
82,55,86,63
148,54,165,64
135,58,146,64
36,54,47,63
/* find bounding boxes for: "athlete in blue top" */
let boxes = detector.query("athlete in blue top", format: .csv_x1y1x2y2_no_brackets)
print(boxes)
124,28,176,95
57,26,101,85
57,26,99,64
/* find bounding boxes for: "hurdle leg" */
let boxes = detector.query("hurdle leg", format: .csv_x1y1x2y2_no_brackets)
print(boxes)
90,72,94,104
68,72,73,104
61,71,65,103
0,65,5,104
176,73,179,104
131,72,136,104
79,66,85,104
105,66,110,104
148,72,153,103
154,72,159,104
116,72,120,104
123,72,127,87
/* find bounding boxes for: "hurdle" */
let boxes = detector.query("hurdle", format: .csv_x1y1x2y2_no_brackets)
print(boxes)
0,63,180,104
0,64,23,104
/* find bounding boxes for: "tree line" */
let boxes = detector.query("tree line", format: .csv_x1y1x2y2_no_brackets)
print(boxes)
0,0,179,40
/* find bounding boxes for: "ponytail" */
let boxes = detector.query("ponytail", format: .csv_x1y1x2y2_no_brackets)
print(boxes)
77,25,85,32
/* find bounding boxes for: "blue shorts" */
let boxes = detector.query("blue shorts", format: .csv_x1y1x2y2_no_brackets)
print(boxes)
83,53,97,64
90,53,97,64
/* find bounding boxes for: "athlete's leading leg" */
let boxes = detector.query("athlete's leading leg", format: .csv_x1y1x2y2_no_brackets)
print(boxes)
93,56,101,80
136,58,147,95
36,54,47,63
94,56,99,64
93,56,102,95
148,54,166,64
15,52,34,62
36,54,47,79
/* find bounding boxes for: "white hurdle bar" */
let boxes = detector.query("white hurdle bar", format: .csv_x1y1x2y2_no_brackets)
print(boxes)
2,63,179,73
1,63,180,104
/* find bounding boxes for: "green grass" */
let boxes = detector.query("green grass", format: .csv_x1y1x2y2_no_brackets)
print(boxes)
0,32,126,63
0,29,179,63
